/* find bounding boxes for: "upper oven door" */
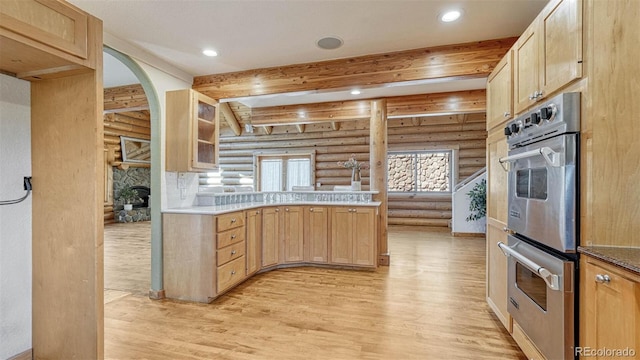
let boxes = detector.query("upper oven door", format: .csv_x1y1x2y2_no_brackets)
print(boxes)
504,133,578,252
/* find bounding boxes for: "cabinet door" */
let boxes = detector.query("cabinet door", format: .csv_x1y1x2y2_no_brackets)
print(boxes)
282,206,304,263
580,257,639,357
245,209,262,276
486,221,511,332
330,207,353,265
513,21,539,114
487,51,513,131
305,206,328,263
261,207,280,267
352,208,377,266
487,129,509,224
192,91,219,170
539,0,582,97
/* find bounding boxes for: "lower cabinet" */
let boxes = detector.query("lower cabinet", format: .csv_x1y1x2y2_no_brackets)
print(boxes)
261,207,280,267
245,209,262,276
486,219,512,331
282,206,304,263
305,206,329,263
330,207,377,267
580,255,639,358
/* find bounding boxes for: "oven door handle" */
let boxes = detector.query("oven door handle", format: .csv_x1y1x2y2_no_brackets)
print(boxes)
497,242,561,291
498,146,561,171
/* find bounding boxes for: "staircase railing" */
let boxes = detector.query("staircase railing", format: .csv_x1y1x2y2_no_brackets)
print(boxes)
454,166,487,192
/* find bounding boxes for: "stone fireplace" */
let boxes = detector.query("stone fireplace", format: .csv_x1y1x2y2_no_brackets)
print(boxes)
113,167,151,222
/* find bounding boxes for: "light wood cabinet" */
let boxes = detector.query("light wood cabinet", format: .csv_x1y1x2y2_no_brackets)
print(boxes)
245,209,262,276
305,206,329,263
262,207,280,267
513,0,582,114
330,207,377,267
282,206,304,263
166,89,219,172
580,256,639,358
485,120,512,331
486,50,513,131
0,0,99,79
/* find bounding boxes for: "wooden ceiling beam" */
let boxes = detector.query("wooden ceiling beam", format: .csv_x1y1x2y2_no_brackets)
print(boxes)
219,102,242,136
248,90,485,126
192,38,516,100
104,84,148,111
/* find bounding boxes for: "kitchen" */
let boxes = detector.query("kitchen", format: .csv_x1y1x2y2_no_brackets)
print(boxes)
0,0,638,359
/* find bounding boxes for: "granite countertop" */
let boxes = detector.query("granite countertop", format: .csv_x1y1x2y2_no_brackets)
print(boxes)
578,246,640,276
163,201,381,216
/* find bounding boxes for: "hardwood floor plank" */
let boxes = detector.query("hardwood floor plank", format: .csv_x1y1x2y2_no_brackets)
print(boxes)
104,223,524,359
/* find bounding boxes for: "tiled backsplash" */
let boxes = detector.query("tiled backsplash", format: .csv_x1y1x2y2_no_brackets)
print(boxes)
196,191,376,206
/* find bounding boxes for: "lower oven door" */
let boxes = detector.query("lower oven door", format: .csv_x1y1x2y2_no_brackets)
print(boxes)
499,236,575,360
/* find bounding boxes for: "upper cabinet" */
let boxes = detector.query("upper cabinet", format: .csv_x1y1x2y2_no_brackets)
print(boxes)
166,89,219,172
0,0,98,79
486,51,513,131
513,0,583,114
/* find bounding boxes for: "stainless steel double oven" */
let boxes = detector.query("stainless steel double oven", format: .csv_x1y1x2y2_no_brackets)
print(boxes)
498,92,580,360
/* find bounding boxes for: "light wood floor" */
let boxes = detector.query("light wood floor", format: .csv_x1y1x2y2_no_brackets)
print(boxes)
104,223,525,359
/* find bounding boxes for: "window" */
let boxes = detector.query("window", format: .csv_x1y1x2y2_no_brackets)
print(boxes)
255,152,315,191
387,151,452,192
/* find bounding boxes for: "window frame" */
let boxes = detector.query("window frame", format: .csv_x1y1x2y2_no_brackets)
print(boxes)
253,150,316,191
386,146,458,194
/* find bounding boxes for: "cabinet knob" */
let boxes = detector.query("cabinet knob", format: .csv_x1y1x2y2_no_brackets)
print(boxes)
310,208,314,212
256,210,260,214
595,274,611,283
231,250,236,255
285,208,289,212
231,270,236,275
231,235,236,239
231,218,236,223
503,112,511,118
275,208,280,212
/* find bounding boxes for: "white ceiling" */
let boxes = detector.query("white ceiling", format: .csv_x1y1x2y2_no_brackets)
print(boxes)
74,0,547,106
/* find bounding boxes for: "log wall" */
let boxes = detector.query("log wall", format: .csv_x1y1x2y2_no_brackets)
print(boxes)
218,112,487,227
103,84,150,224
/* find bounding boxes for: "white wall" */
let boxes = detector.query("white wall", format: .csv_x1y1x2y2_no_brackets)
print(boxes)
451,173,486,234
0,74,32,359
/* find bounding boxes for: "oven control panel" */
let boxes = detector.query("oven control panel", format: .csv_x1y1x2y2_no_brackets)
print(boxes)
505,92,580,148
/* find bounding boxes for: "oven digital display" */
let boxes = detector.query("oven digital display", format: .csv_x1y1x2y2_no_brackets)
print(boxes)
515,263,547,311
516,168,548,200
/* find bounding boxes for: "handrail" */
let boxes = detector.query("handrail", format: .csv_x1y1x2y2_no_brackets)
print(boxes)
454,167,486,192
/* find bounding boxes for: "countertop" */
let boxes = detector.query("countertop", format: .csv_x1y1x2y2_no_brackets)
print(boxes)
163,201,381,216
578,246,640,276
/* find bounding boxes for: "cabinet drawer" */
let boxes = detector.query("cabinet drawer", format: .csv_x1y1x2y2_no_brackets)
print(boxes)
217,241,245,266
217,256,245,293
217,227,245,249
217,211,245,232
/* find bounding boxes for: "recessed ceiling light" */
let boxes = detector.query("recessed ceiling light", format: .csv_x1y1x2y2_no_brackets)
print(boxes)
202,49,218,57
317,36,343,50
350,90,361,95
440,10,462,22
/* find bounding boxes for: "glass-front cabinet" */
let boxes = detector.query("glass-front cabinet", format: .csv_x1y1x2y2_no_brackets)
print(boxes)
166,89,219,172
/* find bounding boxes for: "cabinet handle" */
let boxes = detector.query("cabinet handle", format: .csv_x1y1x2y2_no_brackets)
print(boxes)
595,274,611,283
529,93,536,100
231,235,236,239
310,208,314,212
503,112,511,118
536,90,544,99
231,250,236,255
231,218,236,223
231,270,236,275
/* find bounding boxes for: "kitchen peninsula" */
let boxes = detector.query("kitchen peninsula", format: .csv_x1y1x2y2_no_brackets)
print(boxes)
163,191,380,303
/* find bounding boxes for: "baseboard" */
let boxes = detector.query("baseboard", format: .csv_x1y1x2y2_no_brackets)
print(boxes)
148,289,165,300
452,232,486,238
8,348,32,360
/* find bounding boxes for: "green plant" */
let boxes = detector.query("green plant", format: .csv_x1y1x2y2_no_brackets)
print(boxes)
466,179,486,222
116,186,141,205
